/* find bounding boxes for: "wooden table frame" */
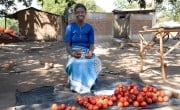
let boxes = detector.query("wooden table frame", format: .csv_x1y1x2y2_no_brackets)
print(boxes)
138,27,180,81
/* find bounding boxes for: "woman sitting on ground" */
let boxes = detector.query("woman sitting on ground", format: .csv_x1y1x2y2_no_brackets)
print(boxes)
64,3,101,94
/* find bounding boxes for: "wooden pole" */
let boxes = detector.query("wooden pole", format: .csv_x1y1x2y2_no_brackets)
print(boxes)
5,15,7,29
139,32,144,72
159,32,166,80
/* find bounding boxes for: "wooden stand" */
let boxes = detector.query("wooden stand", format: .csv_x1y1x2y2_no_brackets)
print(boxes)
138,27,180,81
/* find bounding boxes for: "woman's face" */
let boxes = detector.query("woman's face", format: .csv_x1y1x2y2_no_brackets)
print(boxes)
75,7,86,22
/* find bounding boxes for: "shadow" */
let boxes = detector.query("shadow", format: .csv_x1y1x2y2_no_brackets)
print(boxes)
0,40,179,109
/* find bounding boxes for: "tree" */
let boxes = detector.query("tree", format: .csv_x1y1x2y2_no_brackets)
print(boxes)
114,0,139,9
39,0,104,15
76,0,104,12
128,0,177,8
156,0,180,22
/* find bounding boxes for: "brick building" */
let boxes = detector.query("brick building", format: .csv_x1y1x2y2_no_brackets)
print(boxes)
113,9,156,41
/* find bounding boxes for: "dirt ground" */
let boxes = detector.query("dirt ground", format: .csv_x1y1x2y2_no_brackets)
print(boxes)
0,39,179,110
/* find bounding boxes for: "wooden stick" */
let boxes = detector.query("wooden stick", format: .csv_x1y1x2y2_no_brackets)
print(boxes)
159,32,166,80
164,41,180,57
139,32,144,72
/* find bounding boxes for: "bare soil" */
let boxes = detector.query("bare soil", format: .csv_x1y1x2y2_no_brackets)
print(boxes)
0,40,179,109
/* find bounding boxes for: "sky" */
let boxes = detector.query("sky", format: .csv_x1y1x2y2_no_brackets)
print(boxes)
96,0,116,12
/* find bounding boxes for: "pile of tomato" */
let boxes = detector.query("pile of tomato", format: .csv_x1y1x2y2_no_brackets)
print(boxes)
51,83,169,110
51,104,77,110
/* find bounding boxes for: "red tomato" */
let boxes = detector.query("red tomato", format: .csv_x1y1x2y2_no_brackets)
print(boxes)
137,95,144,102
71,106,76,110
111,95,117,102
65,106,71,110
133,101,139,107
152,87,158,93
123,101,129,107
146,98,153,104
92,105,99,110
119,97,125,103
59,104,66,110
146,92,153,98
108,100,113,106
102,102,108,109
140,101,147,107
87,104,93,110
152,96,157,103
142,87,148,92
117,102,123,108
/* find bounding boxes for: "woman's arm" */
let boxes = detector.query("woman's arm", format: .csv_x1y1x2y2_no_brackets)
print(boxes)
66,43,81,58
65,42,73,56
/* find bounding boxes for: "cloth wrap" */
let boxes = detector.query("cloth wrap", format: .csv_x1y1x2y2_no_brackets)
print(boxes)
65,46,101,94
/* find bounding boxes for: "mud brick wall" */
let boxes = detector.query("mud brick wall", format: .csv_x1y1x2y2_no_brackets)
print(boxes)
129,14,155,41
14,8,62,41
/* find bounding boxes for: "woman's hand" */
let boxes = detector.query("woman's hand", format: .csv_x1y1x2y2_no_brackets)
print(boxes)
85,51,93,58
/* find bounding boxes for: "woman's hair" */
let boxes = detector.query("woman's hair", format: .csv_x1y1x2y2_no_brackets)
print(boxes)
74,3,87,12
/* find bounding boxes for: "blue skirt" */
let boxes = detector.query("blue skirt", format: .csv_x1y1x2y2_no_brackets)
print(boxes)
65,46,101,94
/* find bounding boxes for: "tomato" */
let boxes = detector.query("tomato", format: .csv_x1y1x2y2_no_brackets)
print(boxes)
51,104,58,110
59,104,66,110
131,94,137,100
102,102,108,109
108,100,113,106
152,87,157,93
127,85,131,90
117,94,122,99
157,96,163,102
133,101,139,107
87,104,93,110
92,105,99,110
117,102,123,108
137,95,144,102
146,98,153,104
128,98,133,103
142,87,148,92
159,91,166,97
71,106,76,110
123,101,129,107
149,87,153,92
111,95,117,102
140,101,147,107
146,92,153,98
119,97,125,103
114,89,119,95
89,98,96,105
139,92,145,96
163,96,169,102
65,106,71,110
152,96,157,103
133,90,139,95
130,89,134,94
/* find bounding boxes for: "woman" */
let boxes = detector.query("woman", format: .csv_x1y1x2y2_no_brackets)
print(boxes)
64,3,101,94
